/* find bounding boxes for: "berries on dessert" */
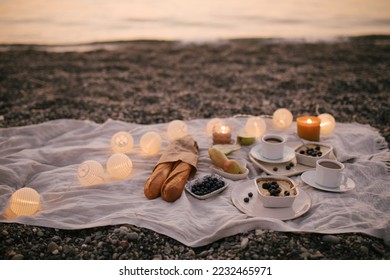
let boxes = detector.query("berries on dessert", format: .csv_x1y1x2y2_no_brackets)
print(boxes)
299,146,323,157
286,165,291,170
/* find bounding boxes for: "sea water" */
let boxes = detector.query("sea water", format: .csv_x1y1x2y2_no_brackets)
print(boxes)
0,0,389,45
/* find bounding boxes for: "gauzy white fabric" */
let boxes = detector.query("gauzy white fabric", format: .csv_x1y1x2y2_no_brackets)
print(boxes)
0,118,389,247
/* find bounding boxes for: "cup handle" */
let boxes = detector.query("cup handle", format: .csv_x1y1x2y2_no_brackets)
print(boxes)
340,172,348,186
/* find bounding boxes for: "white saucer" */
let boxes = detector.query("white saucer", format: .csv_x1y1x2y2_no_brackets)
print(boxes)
301,170,356,193
250,145,295,163
230,181,311,221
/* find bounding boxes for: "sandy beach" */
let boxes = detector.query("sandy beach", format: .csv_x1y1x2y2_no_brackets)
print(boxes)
0,36,389,259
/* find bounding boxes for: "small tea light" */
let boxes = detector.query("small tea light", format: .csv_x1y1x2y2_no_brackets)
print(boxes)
273,108,293,129
167,120,188,141
111,131,134,153
77,160,105,186
140,131,162,156
9,187,41,217
206,118,224,136
212,124,232,144
297,116,321,141
106,153,133,179
318,113,336,135
245,116,266,138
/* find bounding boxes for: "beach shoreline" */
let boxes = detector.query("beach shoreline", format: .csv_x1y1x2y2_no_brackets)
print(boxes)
0,37,389,259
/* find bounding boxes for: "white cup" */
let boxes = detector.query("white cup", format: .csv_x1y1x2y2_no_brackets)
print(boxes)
261,134,286,160
315,159,346,188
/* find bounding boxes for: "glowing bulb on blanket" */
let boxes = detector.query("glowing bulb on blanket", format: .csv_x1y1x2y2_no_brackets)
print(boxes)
140,132,162,156
167,120,188,141
107,153,133,179
272,108,293,129
206,118,224,136
318,113,336,135
77,160,105,186
9,187,41,217
111,131,134,153
245,116,266,138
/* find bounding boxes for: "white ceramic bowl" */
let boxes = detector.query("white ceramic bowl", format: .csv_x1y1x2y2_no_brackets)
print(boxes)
255,176,298,208
295,142,333,167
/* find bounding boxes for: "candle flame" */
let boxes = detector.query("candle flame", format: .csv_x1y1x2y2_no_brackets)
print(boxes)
307,118,313,124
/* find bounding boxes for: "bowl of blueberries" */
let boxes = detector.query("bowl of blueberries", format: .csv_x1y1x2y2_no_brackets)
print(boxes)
295,142,333,167
255,175,298,208
185,174,228,200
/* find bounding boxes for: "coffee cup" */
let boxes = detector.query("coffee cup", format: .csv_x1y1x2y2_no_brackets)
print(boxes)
261,134,285,160
315,159,346,188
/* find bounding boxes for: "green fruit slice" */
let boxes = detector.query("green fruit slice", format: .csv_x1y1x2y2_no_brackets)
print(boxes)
212,144,241,155
237,134,256,145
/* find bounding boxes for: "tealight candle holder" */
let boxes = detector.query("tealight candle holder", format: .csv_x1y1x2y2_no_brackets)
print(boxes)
318,113,336,135
206,118,224,136
212,124,232,144
297,116,321,141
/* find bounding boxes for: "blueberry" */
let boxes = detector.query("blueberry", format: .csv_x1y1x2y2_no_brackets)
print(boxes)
284,190,290,196
286,165,291,170
244,197,250,203
300,150,305,154
289,162,294,167
262,183,271,189
273,167,278,172
248,192,253,198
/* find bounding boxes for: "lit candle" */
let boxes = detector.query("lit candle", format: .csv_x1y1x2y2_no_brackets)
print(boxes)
206,118,224,136
212,124,232,144
318,113,336,135
297,116,321,141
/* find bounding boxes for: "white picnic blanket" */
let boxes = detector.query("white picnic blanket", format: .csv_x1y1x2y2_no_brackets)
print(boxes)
0,117,389,247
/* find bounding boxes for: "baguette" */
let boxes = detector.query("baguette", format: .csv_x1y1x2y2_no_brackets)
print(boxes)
144,162,175,199
161,161,193,202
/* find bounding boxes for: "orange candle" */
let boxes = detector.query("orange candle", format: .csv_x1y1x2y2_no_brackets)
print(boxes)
297,116,321,141
212,124,232,144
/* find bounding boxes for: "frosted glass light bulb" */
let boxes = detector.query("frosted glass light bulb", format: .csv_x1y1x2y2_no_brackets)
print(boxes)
140,131,162,156
77,160,105,186
318,113,336,135
167,120,188,141
10,187,41,217
206,118,224,136
245,116,266,138
106,153,133,179
273,108,293,129
111,131,134,153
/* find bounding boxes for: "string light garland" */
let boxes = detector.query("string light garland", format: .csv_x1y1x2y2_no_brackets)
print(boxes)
140,131,162,156
77,160,105,186
245,116,266,138
167,120,188,141
106,153,133,179
111,131,134,153
273,108,293,129
9,187,41,217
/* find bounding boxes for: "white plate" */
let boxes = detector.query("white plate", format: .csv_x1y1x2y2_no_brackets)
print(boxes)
301,170,356,193
185,174,229,200
230,181,311,221
250,145,295,163
209,159,249,180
